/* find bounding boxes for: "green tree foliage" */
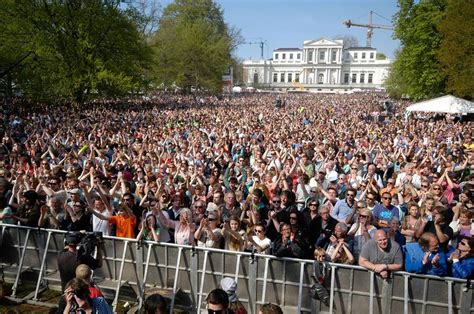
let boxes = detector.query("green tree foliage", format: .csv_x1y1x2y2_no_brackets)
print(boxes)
385,0,446,100
151,0,241,93
438,0,474,100
0,0,153,103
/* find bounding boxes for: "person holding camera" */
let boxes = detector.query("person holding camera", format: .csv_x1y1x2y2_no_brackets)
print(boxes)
195,210,223,248
136,211,160,242
62,278,112,313
58,233,103,292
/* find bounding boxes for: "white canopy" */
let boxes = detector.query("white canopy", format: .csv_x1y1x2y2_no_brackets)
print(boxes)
406,95,474,114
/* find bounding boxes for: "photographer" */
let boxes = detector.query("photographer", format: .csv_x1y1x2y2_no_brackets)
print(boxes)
58,233,103,292
62,278,112,313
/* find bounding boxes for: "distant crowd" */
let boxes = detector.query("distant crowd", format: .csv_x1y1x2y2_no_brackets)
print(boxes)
0,92,472,286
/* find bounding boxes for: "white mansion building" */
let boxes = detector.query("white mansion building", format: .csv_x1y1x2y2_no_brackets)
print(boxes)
242,38,390,92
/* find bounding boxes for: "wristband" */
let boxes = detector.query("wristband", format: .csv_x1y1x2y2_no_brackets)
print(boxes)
452,259,459,263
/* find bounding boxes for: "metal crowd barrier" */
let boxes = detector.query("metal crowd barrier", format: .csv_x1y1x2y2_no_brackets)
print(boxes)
0,224,472,313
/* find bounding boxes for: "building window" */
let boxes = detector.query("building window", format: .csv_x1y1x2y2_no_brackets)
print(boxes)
319,50,325,62
308,50,313,62
370,52,374,59
360,73,365,83
273,73,278,83
288,73,293,82
362,53,366,59
332,50,337,62
280,73,285,82
352,73,357,83
344,73,349,84
297,53,301,59
368,73,373,83
275,53,278,60
295,73,300,82
282,53,286,60
354,52,358,59
289,53,293,60
318,73,324,84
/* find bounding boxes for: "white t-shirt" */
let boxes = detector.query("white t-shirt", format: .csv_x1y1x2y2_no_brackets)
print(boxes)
92,209,111,236
251,235,271,254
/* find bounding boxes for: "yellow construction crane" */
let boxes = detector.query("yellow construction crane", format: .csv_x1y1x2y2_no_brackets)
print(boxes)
343,11,393,47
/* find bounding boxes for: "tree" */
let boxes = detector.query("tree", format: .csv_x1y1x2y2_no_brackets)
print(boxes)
376,52,387,60
385,0,446,100
438,0,474,100
151,0,241,93
0,0,153,103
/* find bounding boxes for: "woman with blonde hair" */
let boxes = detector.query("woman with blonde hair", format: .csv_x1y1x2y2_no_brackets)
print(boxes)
347,208,377,259
156,207,196,245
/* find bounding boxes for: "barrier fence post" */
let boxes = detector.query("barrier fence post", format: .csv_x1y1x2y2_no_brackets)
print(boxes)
112,240,129,313
381,277,393,314
138,242,153,310
447,280,453,314
196,249,209,313
404,274,409,314
260,257,269,305
170,246,183,312
190,246,198,309
135,242,144,309
329,264,336,314
248,254,257,314
11,228,30,298
33,230,51,301
297,261,305,313
369,271,375,314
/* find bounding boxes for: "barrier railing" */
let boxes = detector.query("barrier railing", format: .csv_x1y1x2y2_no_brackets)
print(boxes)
0,224,472,313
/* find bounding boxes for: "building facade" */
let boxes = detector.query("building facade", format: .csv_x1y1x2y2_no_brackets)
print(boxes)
242,38,390,92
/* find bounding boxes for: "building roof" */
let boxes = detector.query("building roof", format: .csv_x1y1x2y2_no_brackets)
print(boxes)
274,48,302,51
345,47,376,50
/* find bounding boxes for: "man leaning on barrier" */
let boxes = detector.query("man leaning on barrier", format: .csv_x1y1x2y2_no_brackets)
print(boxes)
358,229,403,279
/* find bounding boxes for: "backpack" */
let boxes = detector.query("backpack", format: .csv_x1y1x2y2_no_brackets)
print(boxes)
310,261,330,306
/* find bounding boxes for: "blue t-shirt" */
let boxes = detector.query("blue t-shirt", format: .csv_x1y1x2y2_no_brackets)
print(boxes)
372,203,399,231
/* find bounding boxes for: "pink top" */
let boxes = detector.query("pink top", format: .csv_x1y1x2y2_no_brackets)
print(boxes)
169,220,195,245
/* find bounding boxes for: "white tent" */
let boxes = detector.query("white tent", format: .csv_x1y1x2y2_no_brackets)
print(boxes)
232,86,242,93
406,95,474,114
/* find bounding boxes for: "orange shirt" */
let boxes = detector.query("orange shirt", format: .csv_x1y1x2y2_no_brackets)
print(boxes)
109,215,136,238
380,187,398,197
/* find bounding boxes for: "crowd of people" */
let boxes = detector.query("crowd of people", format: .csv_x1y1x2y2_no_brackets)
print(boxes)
0,92,473,301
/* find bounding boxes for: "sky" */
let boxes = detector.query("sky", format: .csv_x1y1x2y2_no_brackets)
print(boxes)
217,0,400,60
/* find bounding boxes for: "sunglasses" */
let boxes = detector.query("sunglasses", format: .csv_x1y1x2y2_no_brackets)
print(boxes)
359,215,368,218
309,203,318,207
433,187,441,190
459,242,468,246
382,197,392,200
366,197,375,201
272,200,281,203
208,218,216,222
290,216,298,220
347,194,355,197
422,185,429,188
255,229,263,233
387,182,394,184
